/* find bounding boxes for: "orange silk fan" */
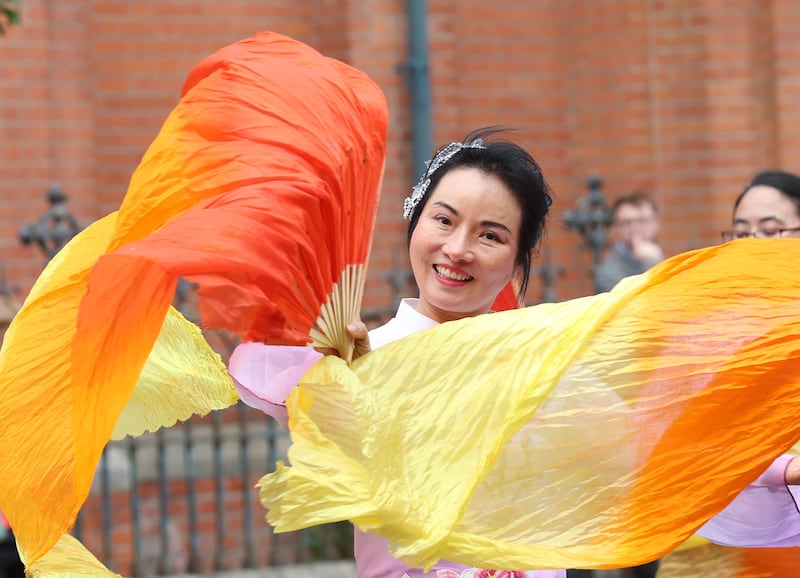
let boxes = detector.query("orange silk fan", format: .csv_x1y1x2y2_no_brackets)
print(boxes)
162,32,388,355
0,30,387,566
492,282,521,311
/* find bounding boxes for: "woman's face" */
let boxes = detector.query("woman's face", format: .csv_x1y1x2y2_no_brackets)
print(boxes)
409,167,522,324
733,185,800,238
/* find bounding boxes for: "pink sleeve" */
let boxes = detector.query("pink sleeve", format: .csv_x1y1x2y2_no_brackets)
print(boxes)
228,342,323,428
698,454,800,547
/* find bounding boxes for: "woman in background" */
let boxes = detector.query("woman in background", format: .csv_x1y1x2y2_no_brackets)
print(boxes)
657,170,800,577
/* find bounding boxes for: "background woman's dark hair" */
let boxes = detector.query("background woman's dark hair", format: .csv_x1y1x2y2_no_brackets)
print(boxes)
734,170,800,216
406,126,552,301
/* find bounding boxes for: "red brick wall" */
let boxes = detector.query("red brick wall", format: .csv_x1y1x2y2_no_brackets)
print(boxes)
3,0,798,310
419,0,800,300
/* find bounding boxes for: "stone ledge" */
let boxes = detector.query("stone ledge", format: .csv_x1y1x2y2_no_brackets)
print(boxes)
168,561,356,578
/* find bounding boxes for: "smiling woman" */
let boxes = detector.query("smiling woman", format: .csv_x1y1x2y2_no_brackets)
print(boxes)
231,127,557,577
404,127,552,310
408,167,522,323
356,127,559,577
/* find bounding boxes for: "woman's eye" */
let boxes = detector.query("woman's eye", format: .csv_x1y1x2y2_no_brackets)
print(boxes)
482,231,500,242
435,215,451,225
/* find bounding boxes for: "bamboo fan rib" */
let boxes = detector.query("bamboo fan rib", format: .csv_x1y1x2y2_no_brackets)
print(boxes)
310,263,365,362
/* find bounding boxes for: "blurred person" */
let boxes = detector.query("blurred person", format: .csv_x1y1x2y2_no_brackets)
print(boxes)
697,169,800,549
593,193,664,293
573,192,665,578
721,170,800,243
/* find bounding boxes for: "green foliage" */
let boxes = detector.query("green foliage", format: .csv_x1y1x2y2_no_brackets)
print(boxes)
0,0,20,35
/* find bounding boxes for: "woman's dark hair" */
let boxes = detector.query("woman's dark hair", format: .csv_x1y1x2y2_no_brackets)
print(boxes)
734,170,800,216
406,126,553,301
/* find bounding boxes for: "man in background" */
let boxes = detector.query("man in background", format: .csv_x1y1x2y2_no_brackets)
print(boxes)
593,192,664,294
571,192,664,578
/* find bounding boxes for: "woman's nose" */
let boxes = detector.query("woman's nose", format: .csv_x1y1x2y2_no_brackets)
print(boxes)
442,233,474,261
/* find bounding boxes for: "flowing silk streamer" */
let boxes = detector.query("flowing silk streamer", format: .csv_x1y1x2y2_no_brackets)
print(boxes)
23,535,123,578
258,239,800,571
0,30,387,570
658,442,800,578
0,213,234,576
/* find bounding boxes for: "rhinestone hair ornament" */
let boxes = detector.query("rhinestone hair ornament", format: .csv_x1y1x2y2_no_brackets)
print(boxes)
402,138,553,219
403,138,486,220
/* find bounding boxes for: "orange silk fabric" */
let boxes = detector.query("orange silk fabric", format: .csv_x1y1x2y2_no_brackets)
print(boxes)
0,31,387,566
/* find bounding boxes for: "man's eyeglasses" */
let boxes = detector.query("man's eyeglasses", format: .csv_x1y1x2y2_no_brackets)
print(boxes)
721,226,800,242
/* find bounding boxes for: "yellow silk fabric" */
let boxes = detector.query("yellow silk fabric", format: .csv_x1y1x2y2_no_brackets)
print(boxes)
259,239,800,571
23,535,121,578
110,305,238,441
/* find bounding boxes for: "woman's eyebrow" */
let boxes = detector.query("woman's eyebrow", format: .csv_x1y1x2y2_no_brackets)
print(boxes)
733,216,784,225
432,200,457,214
431,201,512,232
481,220,511,232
